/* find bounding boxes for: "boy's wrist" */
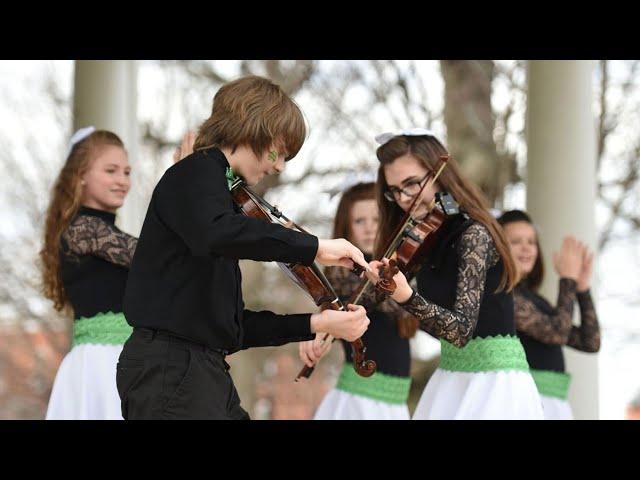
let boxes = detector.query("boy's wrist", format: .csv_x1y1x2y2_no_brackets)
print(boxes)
310,312,325,333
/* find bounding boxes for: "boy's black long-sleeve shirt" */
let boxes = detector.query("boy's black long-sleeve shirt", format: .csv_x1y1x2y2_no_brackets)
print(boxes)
123,148,319,353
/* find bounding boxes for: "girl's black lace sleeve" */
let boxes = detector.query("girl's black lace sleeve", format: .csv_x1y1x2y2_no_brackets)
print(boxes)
514,278,577,345
567,290,601,352
62,214,138,268
395,223,499,348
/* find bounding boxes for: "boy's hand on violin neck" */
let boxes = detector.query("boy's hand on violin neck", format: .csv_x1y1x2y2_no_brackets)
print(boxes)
310,304,369,342
316,239,371,272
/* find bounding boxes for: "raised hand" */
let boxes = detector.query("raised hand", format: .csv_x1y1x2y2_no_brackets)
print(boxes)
172,131,195,164
553,236,583,281
577,242,594,292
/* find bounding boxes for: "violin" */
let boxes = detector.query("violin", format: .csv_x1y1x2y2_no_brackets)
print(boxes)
229,179,376,380
379,155,455,277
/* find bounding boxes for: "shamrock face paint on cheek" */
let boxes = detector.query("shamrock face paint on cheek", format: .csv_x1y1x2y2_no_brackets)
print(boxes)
268,151,277,162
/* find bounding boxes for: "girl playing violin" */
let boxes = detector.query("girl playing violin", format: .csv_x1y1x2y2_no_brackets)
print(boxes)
300,182,418,420
116,75,371,420
366,129,543,419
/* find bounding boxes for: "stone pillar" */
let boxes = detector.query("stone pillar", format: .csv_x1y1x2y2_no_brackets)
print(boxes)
526,60,599,419
73,60,143,235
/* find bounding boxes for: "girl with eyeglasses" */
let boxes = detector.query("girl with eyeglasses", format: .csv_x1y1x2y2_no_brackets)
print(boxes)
299,182,418,420
497,210,600,419
364,129,544,419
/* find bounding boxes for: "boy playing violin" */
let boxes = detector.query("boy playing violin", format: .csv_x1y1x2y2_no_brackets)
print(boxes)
116,75,371,420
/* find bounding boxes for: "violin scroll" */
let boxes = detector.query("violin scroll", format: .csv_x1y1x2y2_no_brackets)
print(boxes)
374,259,399,303
351,338,377,377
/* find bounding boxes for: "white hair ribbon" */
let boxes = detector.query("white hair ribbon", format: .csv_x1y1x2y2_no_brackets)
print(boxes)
68,126,96,154
374,127,436,147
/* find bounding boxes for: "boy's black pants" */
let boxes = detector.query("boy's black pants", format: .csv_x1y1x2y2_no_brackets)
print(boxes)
116,327,249,420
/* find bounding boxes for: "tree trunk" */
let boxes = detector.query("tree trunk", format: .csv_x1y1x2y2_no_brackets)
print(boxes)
440,60,508,205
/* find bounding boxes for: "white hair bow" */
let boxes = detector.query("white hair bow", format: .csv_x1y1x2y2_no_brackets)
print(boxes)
326,171,378,199
489,208,502,219
68,126,96,154
374,127,436,147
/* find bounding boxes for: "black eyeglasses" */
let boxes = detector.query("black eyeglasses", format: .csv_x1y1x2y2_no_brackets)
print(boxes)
384,171,432,203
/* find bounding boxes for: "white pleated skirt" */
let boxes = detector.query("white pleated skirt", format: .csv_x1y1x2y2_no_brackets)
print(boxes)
46,343,124,420
314,389,411,420
540,395,573,420
412,368,544,420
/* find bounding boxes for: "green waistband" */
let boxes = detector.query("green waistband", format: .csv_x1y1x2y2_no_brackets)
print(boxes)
530,369,571,400
72,311,132,346
439,335,530,373
335,364,411,405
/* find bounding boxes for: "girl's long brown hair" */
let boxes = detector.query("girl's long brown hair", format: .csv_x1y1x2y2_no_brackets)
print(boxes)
334,182,419,338
332,182,376,241
374,135,517,293
40,130,125,312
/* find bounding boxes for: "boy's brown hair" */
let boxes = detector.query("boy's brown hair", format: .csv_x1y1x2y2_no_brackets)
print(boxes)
194,75,306,160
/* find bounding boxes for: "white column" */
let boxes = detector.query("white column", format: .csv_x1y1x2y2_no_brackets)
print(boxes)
73,60,143,235
526,60,599,419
